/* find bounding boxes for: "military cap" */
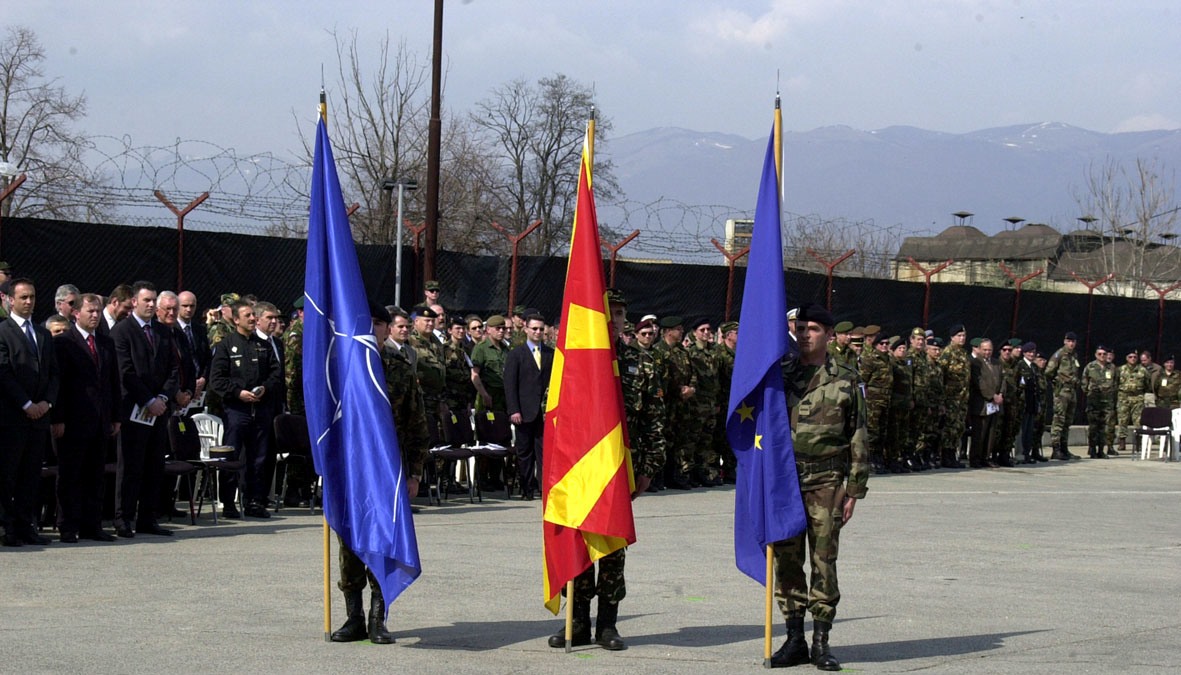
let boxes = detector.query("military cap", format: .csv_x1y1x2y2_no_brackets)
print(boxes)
862,324,881,337
1022,341,1037,353
369,302,392,324
849,326,865,337
410,305,438,319
659,315,683,329
0,261,10,271
1165,354,1176,363
719,321,739,334
623,321,634,333
640,313,657,323
1095,344,1110,353
1064,331,1079,341
1127,348,1140,357
690,317,712,331
873,333,890,346
786,307,799,321
220,292,241,306
888,336,904,350
1007,338,1023,348
606,288,627,305
795,303,834,327
424,280,440,291
949,323,966,337
512,304,528,316
292,296,304,310
636,319,656,332
926,336,945,347
910,326,925,337
450,316,466,327
833,320,854,334
850,334,864,346
485,314,507,327
970,337,984,347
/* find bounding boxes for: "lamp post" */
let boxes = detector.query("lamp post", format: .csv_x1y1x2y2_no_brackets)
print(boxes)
382,178,418,308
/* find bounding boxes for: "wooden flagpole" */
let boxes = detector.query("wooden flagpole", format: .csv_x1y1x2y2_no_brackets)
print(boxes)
764,545,774,666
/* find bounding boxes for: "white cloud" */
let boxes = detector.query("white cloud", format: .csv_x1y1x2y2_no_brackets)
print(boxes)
687,0,837,48
1113,113,1179,133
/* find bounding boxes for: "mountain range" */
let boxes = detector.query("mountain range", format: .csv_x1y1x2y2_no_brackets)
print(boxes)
600,122,1181,237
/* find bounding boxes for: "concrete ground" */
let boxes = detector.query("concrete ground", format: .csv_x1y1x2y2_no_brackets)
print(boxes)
3,449,1180,674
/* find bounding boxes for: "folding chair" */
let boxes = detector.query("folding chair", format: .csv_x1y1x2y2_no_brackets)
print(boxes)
272,413,317,513
166,414,202,524
474,409,514,499
1135,406,1173,460
427,407,476,504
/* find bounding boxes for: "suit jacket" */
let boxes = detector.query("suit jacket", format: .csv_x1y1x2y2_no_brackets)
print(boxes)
0,317,60,429
503,341,554,423
51,327,120,437
969,356,1005,417
178,319,210,381
110,316,180,421
165,324,197,395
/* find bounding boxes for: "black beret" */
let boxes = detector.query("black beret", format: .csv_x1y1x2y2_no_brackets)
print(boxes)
370,302,392,324
795,303,834,328
690,317,712,331
949,323,966,337
658,316,683,329
1064,331,1079,341
410,305,437,319
1022,342,1037,353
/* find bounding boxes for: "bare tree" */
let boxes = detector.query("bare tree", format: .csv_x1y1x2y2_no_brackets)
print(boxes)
1071,156,1181,298
471,74,621,255
783,214,904,278
0,25,110,220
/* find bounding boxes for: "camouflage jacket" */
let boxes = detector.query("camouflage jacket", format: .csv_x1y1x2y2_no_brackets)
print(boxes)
907,346,932,407
409,331,447,402
938,343,971,403
858,348,893,400
889,353,914,408
470,338,508,410
207,319,234,348
1116,363,1148,397
1154,369,1181,405
442,339,474,410
380,344,429,475
282,317,304,416
828,342,858,377
715,343,736,410
925,355,945,412
1045,346,1080,389
1001,357,1025,411
1083,360,1116,397
686,340,720,414
654,340,694,410
617,337,666,478
782,355,870,499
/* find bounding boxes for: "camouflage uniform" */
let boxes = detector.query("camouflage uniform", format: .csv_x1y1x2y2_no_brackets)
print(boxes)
858,347,892,471
998,356,1025,462
774,354,869,624
1154,369,1181,409
338,343,430,594
938,343,971,466
207,318,234,348
409,331,448,446
684,339,720,482
470,337,509,415
653,340,694,485
907,345,932,466
1044,345,1081,456
827,342,858,377
282,317,303,416
924,352,946,464
713,342,737,481
442,339,475,413
887,351,914,470
1081,358,1115,456
1115,362,1148,444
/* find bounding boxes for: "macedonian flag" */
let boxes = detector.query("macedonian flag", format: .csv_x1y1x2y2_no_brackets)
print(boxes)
541,122,636,614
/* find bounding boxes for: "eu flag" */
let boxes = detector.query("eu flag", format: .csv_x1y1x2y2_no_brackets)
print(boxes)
726,125,807,584
304,117,420,609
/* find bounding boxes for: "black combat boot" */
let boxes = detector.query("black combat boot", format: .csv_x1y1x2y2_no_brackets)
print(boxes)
1087,444,1096,458
367,587,396,644
1108,442,1119,456
1050,441,1069,461
330,589,367,642
769,613,809,667
810,620,841,671
548,599,592,648
594,598,627,650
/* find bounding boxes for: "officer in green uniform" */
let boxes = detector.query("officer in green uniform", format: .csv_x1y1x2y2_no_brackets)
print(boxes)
1115,349,1149,454
998,338,1026,465
1154,355,1180,409
207,292,239,347
653,316,694,490
330,304,428,645
283,298,304,415
714,321,738,483
924,337,946,466
886,336,914,472
1044,331,1082,460
938,324,970,468
771,304,868,671
906,327,933,470
408,305,448,448
685,317,720,485
827,321,858,373
1081,345,1116,458
858,327,891,474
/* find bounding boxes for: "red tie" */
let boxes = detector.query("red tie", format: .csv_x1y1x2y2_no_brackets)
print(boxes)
86,334,99,365
143,323,155,349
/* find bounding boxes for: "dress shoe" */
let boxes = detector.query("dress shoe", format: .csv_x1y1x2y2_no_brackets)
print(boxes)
2,533,23,547
244,503,272,519
20,531,52,545
114,522,135,538
81,530,117,542
136,522,173,536
666,475,693,490
60,531,79,544
222,505,241,519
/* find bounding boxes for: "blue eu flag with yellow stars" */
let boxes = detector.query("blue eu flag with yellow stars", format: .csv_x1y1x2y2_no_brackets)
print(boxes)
726,123,807,585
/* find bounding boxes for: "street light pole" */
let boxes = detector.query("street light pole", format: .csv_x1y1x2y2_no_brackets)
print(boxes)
383,178,418,308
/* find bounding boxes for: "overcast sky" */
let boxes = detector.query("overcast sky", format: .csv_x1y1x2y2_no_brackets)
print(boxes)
7,0,1180,158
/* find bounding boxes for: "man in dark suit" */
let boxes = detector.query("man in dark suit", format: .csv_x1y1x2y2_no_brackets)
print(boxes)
503,312,554,500
51,294,121,542
0,278,60,546
968,338,1006,468
177,291,210,396
110,281,185,537
97,284,134,338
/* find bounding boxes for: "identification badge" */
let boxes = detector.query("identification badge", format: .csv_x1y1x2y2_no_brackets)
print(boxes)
1105,371,1112,379
486,411,495,421
178,422,186,433
1163,378,1169,386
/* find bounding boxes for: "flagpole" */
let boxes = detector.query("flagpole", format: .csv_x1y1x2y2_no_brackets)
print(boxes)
763,93,784,669
318,87,333,643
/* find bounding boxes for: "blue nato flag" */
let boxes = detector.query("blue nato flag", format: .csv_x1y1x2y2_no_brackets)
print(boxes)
303,117,420,609
726,126,807,584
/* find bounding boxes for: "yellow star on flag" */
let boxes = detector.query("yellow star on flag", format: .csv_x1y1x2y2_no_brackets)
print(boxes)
736,401,755,422
754,434,763,449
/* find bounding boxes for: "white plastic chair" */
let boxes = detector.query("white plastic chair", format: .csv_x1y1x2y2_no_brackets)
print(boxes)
191,413,224,458
1135,407,1172,460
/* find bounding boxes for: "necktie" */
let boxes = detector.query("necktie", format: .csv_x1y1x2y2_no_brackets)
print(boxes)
183,324,195,349
533,345,541,369
143,323,155,349
87,334,99,365
269,337,280,361
24,320,38,357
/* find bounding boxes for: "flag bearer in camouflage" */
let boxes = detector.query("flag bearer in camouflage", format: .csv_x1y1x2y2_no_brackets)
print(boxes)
906,328,933,470
1044,331,1082,460
685,318,721,485
938,324,970,468
858,327,891,474
653,316,695,490
714,321,738,482
770,304,868,671
887,336,915,473
549,291,665,652
1115,349,1149,455
997,338,1026,465
331,304,428,646
924,337,946,466
1154,355,1180,409
1081,345,1115,458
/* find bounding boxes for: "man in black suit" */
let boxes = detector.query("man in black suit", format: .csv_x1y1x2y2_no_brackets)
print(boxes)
503,312,554,499
176,291,210,396
110,281,185,537
968,338,1006,468
0,278,60,546
51,294,121,542
97,284,134,338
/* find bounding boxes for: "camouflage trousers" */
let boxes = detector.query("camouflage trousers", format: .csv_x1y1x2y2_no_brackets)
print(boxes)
713,409,736,478
941,398,969,461
908,403,928,455
773,484,846,623
337,535,379,593
1050,387,1077,448
664,402,694,479
865,394,889,462
1116,394,1145,441
1085,397,1111,449
571,547,627,604
923,406,944,457
681,405,718,478
999,402,1022,460
886,404,910,462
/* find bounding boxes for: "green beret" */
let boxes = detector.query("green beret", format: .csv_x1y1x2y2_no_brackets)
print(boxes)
719,321,739,334
0,261,10,272
485,314,506,328
1007,337,1023,348
862,324,881,336
970,337,984,347
833,321,854,334
292,297,304,310
658,316,683,329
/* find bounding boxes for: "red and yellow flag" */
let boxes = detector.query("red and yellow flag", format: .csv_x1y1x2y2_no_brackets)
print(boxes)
541,124,636,614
